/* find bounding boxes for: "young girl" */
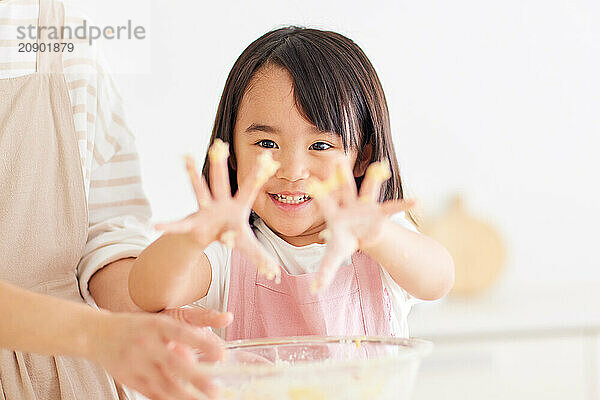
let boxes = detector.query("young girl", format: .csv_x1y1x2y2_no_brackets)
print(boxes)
128,26,454,340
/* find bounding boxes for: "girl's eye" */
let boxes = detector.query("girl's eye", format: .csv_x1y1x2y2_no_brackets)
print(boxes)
309,142,332,151
256,140,278,149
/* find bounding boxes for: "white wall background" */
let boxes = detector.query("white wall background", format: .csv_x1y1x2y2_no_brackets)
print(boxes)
68,0,600,290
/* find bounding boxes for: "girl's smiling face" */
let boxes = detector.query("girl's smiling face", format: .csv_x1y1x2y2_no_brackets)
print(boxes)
233,65,360,246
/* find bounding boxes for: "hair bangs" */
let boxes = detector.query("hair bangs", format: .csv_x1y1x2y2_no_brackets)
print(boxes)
267,35,363,152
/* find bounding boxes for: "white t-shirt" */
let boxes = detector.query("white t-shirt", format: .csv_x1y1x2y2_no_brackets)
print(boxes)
197,212,422,339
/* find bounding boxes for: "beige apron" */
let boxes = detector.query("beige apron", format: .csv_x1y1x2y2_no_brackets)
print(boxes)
0,1,129,398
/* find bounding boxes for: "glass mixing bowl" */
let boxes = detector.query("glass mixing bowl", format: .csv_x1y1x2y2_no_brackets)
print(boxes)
197,336,432,400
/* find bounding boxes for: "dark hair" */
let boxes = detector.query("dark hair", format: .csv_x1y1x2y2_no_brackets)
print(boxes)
202,26,408,207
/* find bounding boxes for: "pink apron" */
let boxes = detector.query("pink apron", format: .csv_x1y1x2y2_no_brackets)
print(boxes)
225,249,393,341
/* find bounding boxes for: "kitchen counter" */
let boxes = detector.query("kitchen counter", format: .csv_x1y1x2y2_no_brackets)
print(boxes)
409,282,600,341
408,282,600,400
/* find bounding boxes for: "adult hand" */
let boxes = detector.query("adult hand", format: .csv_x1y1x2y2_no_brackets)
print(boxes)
161,305,271,365
88,311,223,400
160,304,232,360
160,304,232,333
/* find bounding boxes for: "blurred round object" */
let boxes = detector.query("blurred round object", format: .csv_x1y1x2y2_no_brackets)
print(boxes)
196,336,432,399
422,195,505,296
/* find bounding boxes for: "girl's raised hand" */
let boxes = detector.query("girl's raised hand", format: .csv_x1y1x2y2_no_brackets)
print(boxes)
156,139,281,280
307,161,415,292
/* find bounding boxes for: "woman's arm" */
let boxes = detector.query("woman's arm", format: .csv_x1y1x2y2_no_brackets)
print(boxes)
0,279,225,399
0,280,97,357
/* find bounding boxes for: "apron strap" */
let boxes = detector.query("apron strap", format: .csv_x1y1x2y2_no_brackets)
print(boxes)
36,0,65,74
225,250,259,341
353,251,391,336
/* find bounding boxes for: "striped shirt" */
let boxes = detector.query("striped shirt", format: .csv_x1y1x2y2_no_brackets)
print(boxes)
0,0,154,305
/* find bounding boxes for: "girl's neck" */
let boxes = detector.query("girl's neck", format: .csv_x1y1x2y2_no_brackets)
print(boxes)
266,221,327,247
277,232,324,247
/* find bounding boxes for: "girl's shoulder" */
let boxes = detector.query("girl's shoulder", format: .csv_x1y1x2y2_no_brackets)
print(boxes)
389,211,419,233
203,240,232,272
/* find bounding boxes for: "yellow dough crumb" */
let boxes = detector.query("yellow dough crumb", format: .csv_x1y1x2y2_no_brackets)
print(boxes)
318,229,331,242
309,280,321,295
333,164,348,186
255,152,281,188
257,261,281,284
220,230,237,249
183,154,199,188
183,153,196,172
365,161,391,181
306,178,330,200
208,138,230,163
198,199,210,209
306,166,348,200
183,154,211,209
288,387,327,400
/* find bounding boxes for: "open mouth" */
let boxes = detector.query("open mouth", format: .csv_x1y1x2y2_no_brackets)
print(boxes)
270,193,312,205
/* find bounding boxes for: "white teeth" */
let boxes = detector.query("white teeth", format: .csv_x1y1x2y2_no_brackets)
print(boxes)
273,194,310,204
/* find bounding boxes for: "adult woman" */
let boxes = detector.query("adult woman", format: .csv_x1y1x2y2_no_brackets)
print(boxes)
0,0,224,398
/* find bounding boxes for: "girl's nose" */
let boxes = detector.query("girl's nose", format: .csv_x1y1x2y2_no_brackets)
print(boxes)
274,153,309,182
